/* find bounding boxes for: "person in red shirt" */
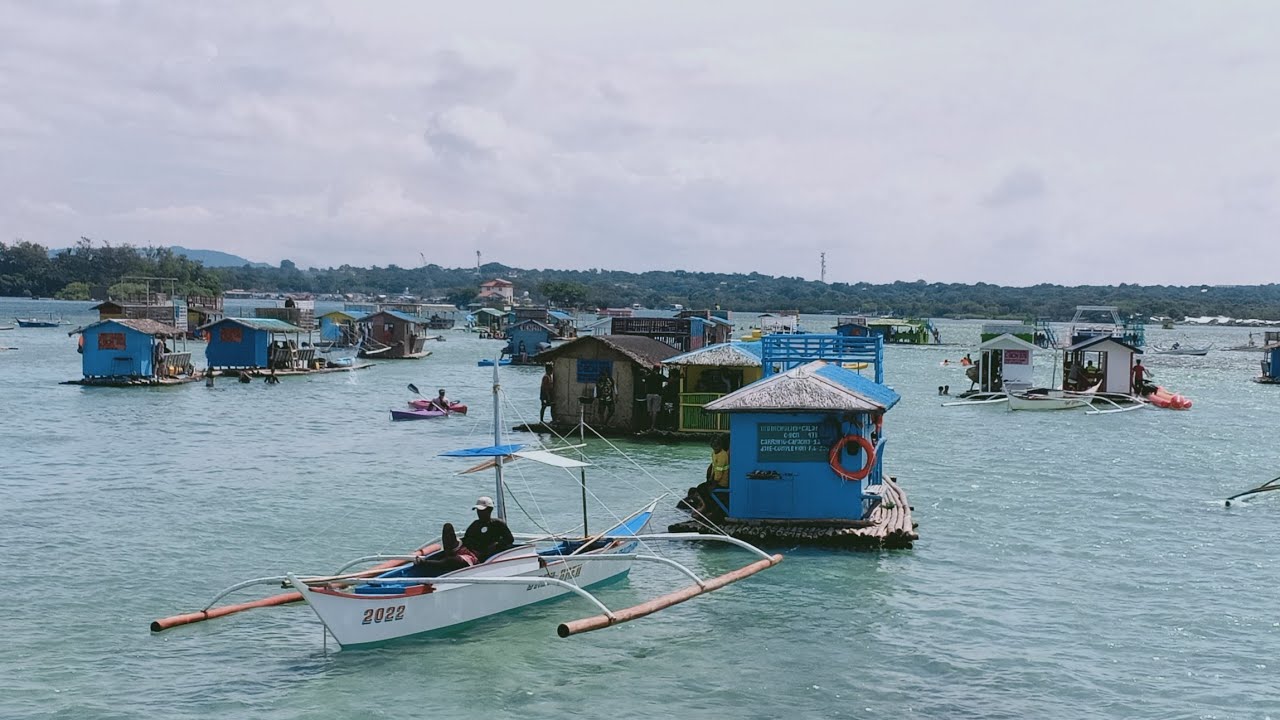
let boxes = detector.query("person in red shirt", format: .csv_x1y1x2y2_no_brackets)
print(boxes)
1131,359,1151,395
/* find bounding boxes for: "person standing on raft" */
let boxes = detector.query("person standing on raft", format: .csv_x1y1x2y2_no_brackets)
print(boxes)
1131,359,1151,395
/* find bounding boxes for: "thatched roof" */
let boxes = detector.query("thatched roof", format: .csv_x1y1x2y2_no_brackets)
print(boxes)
534,335,679,368
704,360,900,413
979,333,1038,353
664,341,762,368
74,318,183,336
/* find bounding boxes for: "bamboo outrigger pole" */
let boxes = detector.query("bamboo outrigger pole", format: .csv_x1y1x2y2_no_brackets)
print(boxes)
1225,476,1280,506
556,553,783,637
150,544,441,632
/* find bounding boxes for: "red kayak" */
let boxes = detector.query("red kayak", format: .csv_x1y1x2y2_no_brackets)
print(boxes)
407,399,468,414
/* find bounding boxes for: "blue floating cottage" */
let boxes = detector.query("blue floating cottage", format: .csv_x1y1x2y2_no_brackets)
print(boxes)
1256,342,1280,384
66,319,195,386
318,310,361,347
670,335,918,549
202,317,310,371
505,319,560,363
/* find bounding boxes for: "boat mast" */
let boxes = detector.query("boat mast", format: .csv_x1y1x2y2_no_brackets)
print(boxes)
579,402,588,537
492,359,506,521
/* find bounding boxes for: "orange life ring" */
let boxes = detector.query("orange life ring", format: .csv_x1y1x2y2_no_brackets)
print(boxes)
829,434,876,481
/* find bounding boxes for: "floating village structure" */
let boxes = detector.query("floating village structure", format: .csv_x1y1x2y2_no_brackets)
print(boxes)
1062,336,1141,393
836,316,940,345
669,335,918,549
504,319,560,364
66,319,195,386
91,281,224,338
609,310,733,353
202,317,373,377
357,310,432,359
969,325,1039,393
662,341,764,433
1068,305,1145,348
203,317,310,371
317,310,362,347
473,308,508,336
533,335,679,432
1256,341,1280,384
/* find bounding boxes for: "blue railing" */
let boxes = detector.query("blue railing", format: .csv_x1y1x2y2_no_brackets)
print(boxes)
761,334,884,383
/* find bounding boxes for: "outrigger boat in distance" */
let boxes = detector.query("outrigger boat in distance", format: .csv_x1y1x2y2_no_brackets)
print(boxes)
153,362,780,648
15,316,66,328
1150,343,1213,356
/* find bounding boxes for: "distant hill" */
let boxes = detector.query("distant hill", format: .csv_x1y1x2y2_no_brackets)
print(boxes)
169,246,270,268
45,245,269,268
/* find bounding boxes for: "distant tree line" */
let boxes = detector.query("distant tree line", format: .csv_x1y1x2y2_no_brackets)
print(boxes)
0,239,220,299
3,239,1280,320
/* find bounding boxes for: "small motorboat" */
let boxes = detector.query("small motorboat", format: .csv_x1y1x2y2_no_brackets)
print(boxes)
477,358,512,367
0,325,13,331
1150,343,1212,356
407,399,468,414
15,317,61,328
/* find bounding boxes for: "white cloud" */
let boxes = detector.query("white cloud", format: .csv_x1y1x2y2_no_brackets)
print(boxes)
1,0,1278,283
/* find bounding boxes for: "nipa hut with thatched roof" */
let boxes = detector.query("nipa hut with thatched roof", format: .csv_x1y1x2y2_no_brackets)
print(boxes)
533,335,679,432
662,341,764,433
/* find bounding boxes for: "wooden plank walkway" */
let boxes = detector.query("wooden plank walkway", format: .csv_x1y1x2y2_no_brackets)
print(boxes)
668,478,918,550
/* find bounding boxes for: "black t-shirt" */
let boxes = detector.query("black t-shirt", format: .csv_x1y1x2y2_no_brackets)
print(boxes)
462,516,514,560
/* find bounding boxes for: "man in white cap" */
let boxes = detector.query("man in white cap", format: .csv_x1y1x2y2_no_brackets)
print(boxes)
461,495,514,562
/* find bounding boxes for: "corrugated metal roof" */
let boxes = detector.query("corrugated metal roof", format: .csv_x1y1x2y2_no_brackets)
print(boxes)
359,310,422,325
548,310,574,322
476,308,506,317
76,318,182,336
319,310,362,320
535,335,679,368
704,360,899,413
204,317,304,332
663,341,763,367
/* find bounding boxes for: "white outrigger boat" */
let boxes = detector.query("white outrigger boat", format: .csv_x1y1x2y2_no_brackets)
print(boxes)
153,363,780,647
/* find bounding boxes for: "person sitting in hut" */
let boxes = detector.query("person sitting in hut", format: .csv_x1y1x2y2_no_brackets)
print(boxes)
1083,360,1102,388
539,365,555,423
412,523,477,577
462,496,513,562
1068,360,1084,390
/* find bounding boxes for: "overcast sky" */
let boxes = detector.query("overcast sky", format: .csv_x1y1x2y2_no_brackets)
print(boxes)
3,1,1279,285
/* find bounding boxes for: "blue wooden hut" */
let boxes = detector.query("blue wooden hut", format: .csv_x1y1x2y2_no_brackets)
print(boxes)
703,360,900,521
1258,342,1280,384
318,310,360,346
71,319,191,385
505,320,559,363
670,334,917,549
202,317,304,370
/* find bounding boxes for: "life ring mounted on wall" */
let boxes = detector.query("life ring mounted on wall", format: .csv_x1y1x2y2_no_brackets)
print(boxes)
829,434,876,481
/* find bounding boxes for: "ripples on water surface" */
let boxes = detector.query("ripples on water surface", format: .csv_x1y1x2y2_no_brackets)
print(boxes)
2,299,1279,719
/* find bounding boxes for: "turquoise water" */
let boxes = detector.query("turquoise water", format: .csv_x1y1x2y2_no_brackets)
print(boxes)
2,298,1278,719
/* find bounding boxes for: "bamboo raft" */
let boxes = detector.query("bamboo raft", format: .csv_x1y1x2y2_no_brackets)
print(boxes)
668,479,918,550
